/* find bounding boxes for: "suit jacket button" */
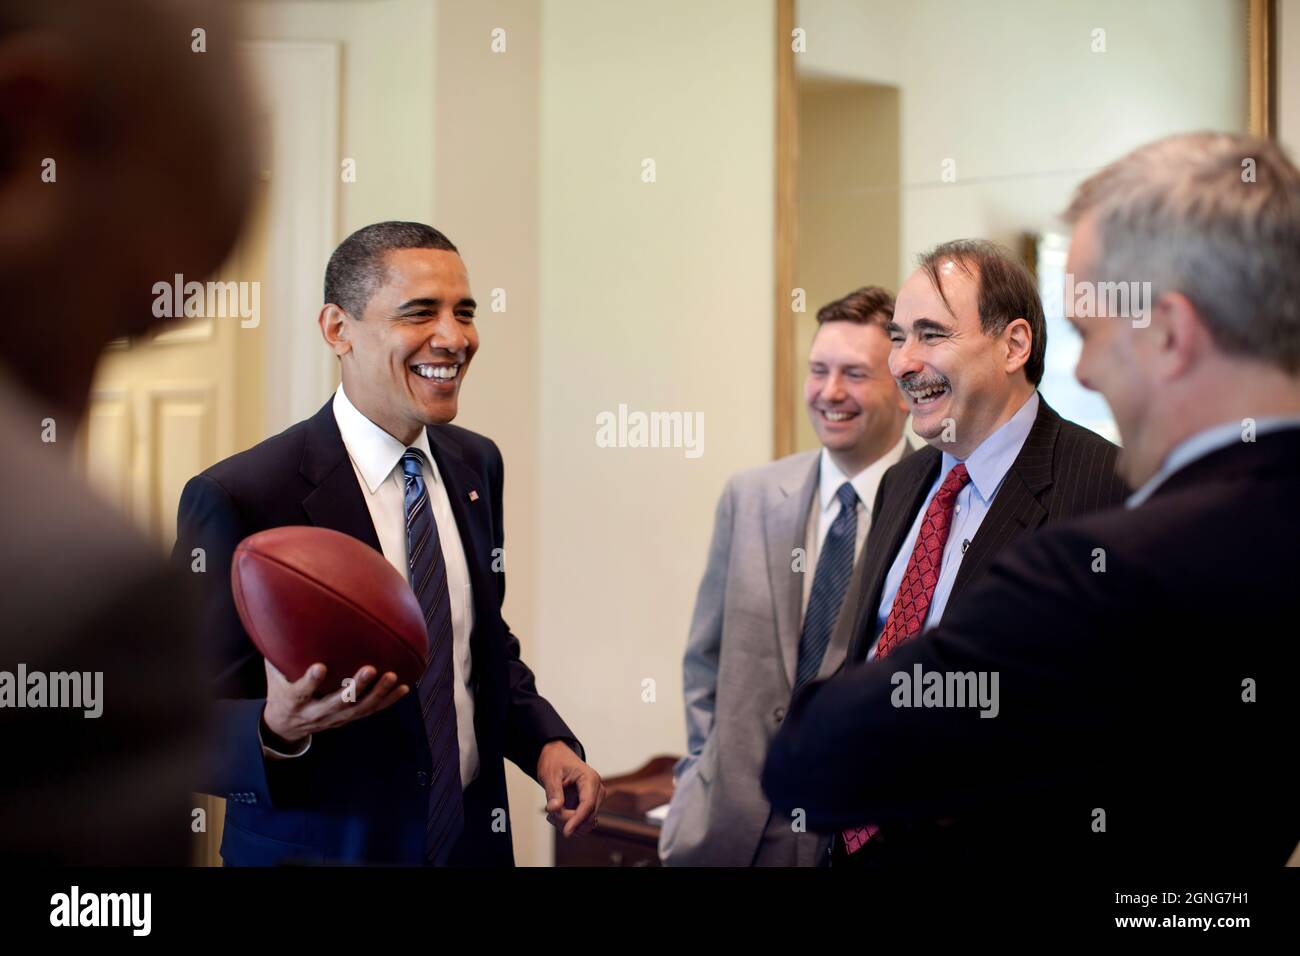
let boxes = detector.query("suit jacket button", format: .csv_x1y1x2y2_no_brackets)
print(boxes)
416,771,429,788
773,706,786,723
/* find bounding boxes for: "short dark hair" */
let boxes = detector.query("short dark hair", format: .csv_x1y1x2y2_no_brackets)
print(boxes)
323,221,458,318
917,239,1047,386
815,286,895,329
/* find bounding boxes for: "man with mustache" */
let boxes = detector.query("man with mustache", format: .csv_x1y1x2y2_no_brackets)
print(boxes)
820,239,1128,867
175,222,603,865
764,131,1300,869
660,287,910,866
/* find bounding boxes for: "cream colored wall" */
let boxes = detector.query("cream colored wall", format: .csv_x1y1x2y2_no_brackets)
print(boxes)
798,0,1248,276
243,0,437,240
534,0,775,865
795,79,900,452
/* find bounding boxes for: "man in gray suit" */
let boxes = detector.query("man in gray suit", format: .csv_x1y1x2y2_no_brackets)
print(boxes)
660,287,910,866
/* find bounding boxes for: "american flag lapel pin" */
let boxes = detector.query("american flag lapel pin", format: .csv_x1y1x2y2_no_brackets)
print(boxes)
469,490,479,502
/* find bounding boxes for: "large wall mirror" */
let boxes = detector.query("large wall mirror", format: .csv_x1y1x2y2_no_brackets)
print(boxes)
775,0,1278,455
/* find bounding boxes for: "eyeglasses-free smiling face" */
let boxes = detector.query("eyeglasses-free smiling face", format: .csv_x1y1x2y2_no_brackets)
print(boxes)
886,261,1032,459
324,248,478,444
804,319,908,466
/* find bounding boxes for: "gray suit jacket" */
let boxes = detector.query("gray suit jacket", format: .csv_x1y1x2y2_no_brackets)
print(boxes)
659,445,909,866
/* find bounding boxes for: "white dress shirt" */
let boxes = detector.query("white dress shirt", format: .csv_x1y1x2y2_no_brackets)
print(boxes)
261,385,479,790
800,437,908,615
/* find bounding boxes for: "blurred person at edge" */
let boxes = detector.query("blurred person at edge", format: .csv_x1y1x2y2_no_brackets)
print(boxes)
0,0,256,862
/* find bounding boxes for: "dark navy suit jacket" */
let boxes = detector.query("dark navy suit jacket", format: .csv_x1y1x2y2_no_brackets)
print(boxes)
173,399,581,865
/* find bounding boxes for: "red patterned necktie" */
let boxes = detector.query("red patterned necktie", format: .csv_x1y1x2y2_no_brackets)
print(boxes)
842,462,970,855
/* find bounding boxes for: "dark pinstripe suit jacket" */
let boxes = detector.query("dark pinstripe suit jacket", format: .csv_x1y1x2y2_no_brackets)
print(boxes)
838,393,1129,670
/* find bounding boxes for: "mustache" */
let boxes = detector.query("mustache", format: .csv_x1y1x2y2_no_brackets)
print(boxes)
897,372,950,391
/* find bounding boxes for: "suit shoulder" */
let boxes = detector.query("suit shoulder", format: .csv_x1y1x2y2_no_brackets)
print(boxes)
1050,417,1130,504
1055,417,1120,458
197,417,312,497
429,422,504,490
726,449,818,494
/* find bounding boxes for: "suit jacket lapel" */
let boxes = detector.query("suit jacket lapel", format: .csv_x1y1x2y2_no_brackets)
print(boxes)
764,457,820,691
950,396,1058,598
299,399,384,553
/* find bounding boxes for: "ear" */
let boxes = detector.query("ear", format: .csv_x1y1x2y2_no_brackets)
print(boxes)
1002,317,1033,375
318,304,353,357
1148,291,1203,382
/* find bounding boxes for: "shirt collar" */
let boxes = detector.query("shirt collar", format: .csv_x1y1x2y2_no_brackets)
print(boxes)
940,390,1039,503
1126,415,1300,508
332,384,436,494
818,435,908,516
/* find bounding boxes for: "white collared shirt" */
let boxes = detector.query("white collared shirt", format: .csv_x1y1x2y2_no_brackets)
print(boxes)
800,436,908,614
261,386,479,789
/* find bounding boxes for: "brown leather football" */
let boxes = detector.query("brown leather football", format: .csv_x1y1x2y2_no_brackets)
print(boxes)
231,526,428,689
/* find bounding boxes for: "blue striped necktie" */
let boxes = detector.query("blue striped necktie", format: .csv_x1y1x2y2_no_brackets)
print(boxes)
401,448,464,864
794,481,859,690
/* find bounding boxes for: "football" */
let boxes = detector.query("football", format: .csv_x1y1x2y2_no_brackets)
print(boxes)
231,526,428,690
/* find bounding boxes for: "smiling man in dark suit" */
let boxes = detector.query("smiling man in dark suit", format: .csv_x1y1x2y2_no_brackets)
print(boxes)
765,131,1300,869
820,239,1129,866
175,221,604,865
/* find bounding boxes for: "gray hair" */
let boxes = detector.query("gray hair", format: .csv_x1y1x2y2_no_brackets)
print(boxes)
1062,131,1300,374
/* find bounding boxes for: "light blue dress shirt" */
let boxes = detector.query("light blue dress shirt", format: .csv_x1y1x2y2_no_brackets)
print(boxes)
869,391,1041,659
